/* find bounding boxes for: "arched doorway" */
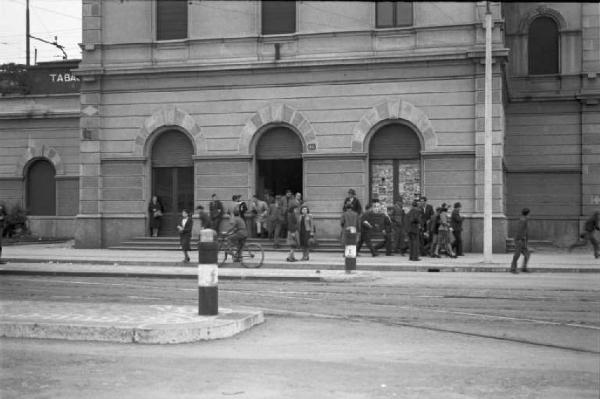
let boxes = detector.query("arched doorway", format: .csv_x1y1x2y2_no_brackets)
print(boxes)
255,126,303,199
27,159,56,215
151,130,194,236
369,123,421,207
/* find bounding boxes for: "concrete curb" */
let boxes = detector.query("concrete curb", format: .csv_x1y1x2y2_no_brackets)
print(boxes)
0,267,380,282
2,257,599,275
0,301,265,344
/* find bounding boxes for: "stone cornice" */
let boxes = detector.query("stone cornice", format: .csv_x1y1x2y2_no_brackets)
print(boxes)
302,152,368,160
0,112,79,120
75,49,506,78
193,154,253,161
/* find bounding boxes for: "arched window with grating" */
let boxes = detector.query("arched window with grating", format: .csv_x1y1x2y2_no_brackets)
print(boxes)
26,159,56,216
528,16,559,75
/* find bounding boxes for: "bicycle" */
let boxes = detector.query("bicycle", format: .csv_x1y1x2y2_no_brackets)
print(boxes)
217,234,264,268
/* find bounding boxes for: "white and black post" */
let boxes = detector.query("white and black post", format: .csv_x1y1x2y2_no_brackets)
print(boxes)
197,228,218,315
344,226,357,274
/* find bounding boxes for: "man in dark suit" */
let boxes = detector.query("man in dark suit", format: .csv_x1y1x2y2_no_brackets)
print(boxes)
568,211,600,258
209,193,224,233
357,203,377,257
177,209,193,263
510,207,531,273
419,196,434,256
407,200,422,261
451,202,464,256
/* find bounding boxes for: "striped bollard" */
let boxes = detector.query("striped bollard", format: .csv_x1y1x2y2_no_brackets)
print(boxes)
198,228,218,315
344,226,357,274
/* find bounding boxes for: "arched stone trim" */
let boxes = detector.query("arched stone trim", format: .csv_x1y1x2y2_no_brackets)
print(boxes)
351,99,437,153
16,144,64,177
518,6,567,33
133,106,205,156
239,103,319,154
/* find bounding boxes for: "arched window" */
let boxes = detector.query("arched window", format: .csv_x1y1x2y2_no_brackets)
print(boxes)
369,123,421,206
26,159,56,216
528,16,559,75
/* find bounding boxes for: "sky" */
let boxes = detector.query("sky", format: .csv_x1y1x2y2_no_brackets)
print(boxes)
0,0,82,65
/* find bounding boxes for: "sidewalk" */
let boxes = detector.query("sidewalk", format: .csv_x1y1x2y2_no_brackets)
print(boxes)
0,299,264,344
1,241,599,276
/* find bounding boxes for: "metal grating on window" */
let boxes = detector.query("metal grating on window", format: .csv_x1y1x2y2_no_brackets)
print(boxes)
369,123,420,160
151,130,194,167
256,127,303,160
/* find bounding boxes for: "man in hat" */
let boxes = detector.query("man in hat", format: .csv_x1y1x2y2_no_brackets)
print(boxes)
510,207,531,273
343,188,362,215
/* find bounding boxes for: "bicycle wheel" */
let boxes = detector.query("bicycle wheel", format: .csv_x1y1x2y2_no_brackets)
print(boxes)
217,242,228,267
241,243,264,268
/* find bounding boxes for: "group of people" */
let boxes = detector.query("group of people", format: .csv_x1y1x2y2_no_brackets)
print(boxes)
340,190,464,261
147,190,600,267
147,190,316,263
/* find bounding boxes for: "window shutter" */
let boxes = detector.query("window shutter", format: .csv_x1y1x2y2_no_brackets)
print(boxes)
256,127,303,160
27,160,56,216
262,1,296,35
376,2,394,28
369,124,420,160
151,130,194,167
395,2,413,27
157,0,188,40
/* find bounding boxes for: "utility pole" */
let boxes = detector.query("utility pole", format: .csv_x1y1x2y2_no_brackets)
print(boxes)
26,0,30,66
483,1,493,262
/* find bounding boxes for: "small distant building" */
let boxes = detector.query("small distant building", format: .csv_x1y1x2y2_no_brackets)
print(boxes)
0,2,598,251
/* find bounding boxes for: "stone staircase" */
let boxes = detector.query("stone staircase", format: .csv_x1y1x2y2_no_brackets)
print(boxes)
109,236,348,253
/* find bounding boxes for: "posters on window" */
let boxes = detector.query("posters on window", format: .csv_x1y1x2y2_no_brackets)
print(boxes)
370,160,421,209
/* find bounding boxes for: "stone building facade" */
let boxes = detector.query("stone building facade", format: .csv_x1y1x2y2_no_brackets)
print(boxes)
1,2,598,250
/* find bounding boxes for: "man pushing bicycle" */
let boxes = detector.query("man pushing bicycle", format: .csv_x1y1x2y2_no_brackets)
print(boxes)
224,209,248,261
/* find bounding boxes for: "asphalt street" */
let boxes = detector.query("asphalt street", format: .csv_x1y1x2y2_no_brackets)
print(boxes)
1,271,599,398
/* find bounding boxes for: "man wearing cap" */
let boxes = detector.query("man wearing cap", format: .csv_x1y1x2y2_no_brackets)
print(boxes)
343,189,362,215
510,207,531,273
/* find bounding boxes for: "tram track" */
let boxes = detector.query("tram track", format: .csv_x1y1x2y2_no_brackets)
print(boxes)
3,276,599,354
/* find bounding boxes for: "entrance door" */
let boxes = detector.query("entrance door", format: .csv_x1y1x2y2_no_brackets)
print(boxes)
256,126,303,198
151,130,194,236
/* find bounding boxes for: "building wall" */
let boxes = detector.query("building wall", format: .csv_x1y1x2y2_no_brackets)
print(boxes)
72,0,511,249
0,92,80,237
504,3,600,246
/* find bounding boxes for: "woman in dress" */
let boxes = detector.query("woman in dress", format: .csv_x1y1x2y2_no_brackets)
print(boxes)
298,205,316,261
434,204,457,258
148,195,163,237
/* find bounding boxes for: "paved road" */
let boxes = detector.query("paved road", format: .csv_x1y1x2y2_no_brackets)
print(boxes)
1,272,599,398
